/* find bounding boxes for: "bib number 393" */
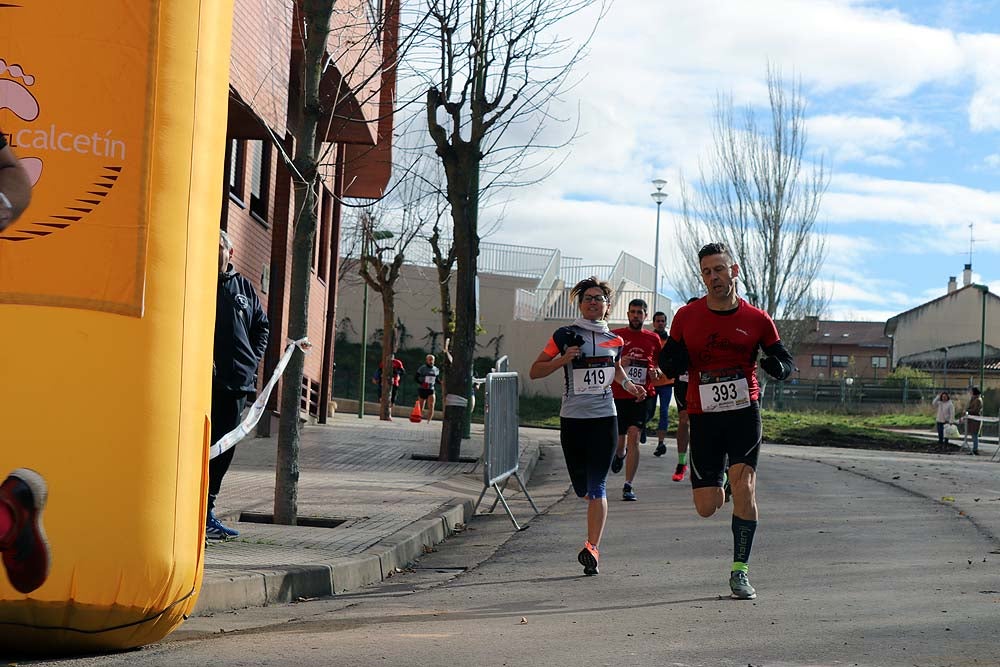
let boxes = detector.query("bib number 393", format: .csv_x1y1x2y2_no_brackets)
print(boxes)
572,358,614,395
698,369,749,412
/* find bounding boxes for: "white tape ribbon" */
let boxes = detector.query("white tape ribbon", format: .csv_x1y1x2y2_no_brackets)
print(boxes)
965,414,999,423
209,337,311,460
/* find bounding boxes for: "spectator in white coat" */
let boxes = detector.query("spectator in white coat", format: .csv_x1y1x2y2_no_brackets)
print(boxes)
932,392,955,445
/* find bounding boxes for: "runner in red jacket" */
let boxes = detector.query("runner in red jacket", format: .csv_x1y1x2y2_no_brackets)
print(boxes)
609,298,663,501
659,242,793,600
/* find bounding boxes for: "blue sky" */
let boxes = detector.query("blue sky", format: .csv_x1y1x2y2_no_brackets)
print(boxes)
480,0,1000,321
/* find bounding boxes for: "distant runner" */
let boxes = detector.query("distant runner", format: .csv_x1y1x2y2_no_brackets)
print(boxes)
610,299,662,501
653,298,700,483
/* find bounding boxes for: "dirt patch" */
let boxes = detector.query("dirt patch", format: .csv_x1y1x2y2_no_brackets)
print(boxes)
767,425,958,454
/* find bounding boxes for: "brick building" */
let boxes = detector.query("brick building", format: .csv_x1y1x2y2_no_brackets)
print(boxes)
223,0,398,423
790,318,892,382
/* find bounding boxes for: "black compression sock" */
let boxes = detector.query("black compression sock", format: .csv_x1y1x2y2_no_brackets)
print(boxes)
732,515,757,567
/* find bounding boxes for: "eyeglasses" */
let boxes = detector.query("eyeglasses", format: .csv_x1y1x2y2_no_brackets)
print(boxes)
582,294,608,303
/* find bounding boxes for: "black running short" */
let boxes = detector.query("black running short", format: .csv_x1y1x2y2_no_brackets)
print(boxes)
687,402,762,489
674,380,688,411
614,398,647,435
417,387,434,399
560,415,617,499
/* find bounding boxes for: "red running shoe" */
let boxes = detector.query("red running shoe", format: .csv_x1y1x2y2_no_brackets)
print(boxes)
577,541,600,575
0,468,50,594
672,463,687,482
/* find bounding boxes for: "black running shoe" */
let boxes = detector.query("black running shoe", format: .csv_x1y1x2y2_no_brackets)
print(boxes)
611,451,625,474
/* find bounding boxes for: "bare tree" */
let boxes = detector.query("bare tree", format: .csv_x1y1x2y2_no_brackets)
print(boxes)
357,160,442,419
669,66,829,352
273,0,397,524
415,0,603,461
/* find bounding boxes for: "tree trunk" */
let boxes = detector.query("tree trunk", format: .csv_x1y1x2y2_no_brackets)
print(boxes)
379,291,396,420
274,0,332,525
438,148,478,461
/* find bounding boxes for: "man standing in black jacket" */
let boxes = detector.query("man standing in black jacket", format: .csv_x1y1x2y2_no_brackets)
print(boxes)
208,230,269,539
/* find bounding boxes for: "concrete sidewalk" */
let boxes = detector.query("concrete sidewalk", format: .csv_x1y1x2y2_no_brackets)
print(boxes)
194,415,554,615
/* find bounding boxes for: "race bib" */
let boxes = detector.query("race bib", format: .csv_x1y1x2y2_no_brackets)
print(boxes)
422,376,435,388
698,368,749,412
572,357,614,395
625,360,647,385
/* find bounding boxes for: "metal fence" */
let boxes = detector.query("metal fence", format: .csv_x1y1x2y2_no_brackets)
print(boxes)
474,371,538,530
760,379,982,412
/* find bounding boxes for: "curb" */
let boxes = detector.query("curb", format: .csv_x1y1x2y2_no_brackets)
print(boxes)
192,445,537,616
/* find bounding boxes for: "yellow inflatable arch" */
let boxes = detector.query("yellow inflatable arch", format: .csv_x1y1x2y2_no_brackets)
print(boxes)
0,0,233,652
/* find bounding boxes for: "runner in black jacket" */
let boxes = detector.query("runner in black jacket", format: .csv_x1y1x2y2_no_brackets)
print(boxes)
208,230,269,539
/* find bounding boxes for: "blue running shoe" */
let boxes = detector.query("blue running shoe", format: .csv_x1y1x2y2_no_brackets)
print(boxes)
206,512,239,540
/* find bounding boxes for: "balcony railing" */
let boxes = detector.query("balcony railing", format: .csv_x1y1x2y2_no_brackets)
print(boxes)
514,288,671,324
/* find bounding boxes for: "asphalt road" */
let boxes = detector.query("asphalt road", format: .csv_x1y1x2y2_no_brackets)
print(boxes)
26,444,1000,667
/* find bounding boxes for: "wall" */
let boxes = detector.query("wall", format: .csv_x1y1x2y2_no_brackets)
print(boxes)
793,344,891,381
890,287,1000,365
230,0,291,135
334,263,538,355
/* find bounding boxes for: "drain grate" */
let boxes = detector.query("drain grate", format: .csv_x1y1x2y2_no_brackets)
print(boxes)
410,453,479,463
238,512,347,529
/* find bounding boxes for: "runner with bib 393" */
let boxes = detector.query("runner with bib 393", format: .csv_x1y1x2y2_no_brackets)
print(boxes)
658,242,793,600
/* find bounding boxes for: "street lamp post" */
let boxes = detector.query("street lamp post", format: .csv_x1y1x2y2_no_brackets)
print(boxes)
940,346,948,390
650,179,668,314
977,284,989,390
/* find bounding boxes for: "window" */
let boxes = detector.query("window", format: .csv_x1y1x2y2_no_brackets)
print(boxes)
228,139,245,201
248,139,270,221
832,355,849,368
871,356,888,369
811,355,827,367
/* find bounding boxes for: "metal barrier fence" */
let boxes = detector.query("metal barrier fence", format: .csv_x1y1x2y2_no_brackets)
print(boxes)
960,413,1000,461
474,371,538,530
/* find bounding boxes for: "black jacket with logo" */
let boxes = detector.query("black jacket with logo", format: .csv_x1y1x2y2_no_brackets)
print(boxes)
214,266,269,397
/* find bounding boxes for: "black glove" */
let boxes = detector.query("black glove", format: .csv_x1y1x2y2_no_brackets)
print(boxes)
760,355,786,380
553,327,585,354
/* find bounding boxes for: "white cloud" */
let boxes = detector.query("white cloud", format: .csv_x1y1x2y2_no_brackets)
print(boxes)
957,33,1000,130
808,114,934,167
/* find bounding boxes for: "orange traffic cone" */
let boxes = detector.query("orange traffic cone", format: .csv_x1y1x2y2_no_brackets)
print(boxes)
409,402,423,423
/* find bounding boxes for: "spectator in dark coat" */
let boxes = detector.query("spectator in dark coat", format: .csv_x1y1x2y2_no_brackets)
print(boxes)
207,230,269,539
